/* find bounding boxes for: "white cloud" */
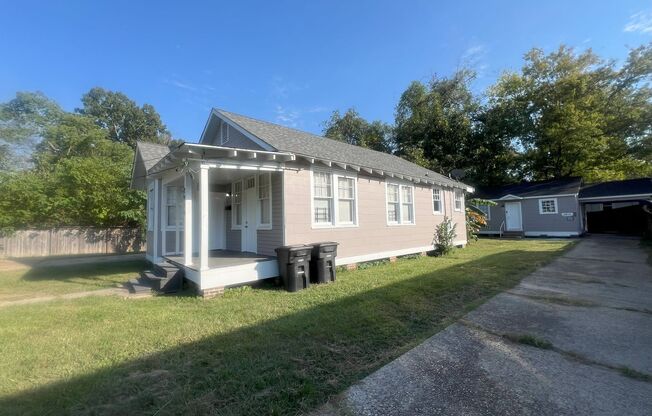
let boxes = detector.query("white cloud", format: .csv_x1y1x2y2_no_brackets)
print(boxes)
162,78,198,92
624,11,652,34
274,106,301,127
461,43,489,76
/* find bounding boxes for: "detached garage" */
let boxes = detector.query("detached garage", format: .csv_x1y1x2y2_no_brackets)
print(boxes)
579,178,652,236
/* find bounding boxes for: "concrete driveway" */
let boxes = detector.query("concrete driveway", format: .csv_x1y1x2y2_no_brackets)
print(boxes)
319,236,652,416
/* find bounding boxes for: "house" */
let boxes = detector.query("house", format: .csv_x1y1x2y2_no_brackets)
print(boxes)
131,109,471,296
474,177,652,237
474,177,584,237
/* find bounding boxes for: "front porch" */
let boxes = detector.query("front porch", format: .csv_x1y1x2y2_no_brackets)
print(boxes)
146,144,293,291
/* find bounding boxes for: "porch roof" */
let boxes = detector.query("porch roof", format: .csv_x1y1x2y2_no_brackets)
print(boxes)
146,143,296,175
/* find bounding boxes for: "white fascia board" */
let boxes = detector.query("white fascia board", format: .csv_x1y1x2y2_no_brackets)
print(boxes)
578,194,652,201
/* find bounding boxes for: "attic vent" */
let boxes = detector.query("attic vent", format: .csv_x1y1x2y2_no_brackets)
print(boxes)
220,123,230,145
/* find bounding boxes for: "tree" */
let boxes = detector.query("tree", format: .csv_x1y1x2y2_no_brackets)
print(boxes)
488,44,652,181
323,108,394,152
394,70,482,174
77,87,171,148
0,92,63,170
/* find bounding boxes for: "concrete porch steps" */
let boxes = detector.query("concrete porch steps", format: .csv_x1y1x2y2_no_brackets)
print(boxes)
125,261,184,295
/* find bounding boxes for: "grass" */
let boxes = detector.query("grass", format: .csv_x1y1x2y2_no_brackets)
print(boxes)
0,259,147,302
0,239,571,415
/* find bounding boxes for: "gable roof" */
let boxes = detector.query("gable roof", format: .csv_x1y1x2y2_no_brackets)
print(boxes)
214,109,468,190
579,178,652,199
130,141,171,190
474,177,583,200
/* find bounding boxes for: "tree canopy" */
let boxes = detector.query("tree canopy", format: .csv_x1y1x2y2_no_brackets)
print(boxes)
77,87,172,148
322,108,394,153
0,88,171,232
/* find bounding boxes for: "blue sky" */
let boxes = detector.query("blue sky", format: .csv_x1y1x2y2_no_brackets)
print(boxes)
1,1,652,141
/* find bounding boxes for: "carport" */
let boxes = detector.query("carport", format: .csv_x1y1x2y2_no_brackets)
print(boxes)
579,178,652,236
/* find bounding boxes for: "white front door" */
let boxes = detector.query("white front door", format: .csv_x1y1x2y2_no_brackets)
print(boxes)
242,176,258,253
505,202,523,231
209,192,225,250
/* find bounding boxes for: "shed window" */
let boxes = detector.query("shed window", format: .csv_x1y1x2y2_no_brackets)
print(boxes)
539,198,558,214
477,204,491,220
432,188,443,214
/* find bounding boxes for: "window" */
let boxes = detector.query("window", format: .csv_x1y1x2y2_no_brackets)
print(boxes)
166,186,182,228
312,170,358,227
539,198,558,214
432,188,443,214
258,173,272,227
386,183,415,225
454,189,464,212
313,172,332,224
147,186,155,231
386,184,400,223
477,204,491,220
231,181,242,228
338,177,356,224
401,186,414,223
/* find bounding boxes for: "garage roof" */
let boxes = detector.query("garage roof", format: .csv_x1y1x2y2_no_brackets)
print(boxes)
579,178,652,200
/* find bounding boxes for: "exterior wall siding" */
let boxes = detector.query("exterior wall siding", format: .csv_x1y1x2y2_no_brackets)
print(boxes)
283,166,467,261
481,195,582,234
224,208,241,251
205,121,265,150
257,173,284,256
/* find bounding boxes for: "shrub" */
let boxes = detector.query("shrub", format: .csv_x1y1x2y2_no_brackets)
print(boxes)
433,217,457,255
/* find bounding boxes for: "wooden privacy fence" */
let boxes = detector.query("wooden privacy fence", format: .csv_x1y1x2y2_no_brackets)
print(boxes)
0,228,145,258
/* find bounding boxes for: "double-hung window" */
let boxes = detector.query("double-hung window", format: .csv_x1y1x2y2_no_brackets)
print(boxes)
454,189,464,212
312,170,357,227
231,181,242,229
258,173,272,228
539,198,558,214
432,188,443,214
386,183,415,225
165,186,182,228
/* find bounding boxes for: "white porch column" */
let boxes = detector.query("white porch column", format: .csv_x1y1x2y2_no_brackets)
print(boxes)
184,172,193,266
199,165,209,271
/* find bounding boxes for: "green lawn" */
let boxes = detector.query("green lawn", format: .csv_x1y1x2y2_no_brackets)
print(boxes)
0,259,147,302
0,239,572,415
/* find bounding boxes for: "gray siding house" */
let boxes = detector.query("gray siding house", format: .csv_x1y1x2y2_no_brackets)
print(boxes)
475,178,584,237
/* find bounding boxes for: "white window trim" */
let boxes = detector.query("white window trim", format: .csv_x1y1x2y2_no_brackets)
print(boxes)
432,187,444,215
539,198,558,214
231,180,243,230
310,168,359,229
164,185,183,231
147,182,155,231
385,181,416,226
257,172,273,230
454,189,464,212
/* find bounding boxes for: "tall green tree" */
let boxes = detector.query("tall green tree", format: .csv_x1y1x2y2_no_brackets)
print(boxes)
489,44,652,181
77,87,171,148
394,70,484,175
0,92,63,170
323,108,394,152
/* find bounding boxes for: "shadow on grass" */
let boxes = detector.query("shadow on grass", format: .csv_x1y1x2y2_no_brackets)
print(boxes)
19,260,147,287
0,247,566,415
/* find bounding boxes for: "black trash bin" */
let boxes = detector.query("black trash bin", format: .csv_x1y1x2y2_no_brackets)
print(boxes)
275,245,313,292
310,242,339,284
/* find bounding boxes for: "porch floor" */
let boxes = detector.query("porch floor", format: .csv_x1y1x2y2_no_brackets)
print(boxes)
165,250,276,271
